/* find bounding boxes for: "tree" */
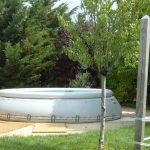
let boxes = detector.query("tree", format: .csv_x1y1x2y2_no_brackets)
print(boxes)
24,0,79,87
107,0,150,103
0,0,74,87
0,0,27,67
0,0,30,87
59,0,141,149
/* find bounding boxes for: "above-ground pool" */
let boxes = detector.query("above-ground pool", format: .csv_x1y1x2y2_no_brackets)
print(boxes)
0,88,122,123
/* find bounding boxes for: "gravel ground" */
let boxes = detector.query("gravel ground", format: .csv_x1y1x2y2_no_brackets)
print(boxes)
0,107,149,137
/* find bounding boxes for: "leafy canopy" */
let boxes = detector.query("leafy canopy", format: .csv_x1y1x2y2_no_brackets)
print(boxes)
60,0,139,77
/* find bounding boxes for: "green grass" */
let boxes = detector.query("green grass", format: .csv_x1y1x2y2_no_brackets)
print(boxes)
0,124,150,150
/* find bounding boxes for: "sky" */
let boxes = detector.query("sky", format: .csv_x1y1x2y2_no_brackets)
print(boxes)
55,0,81,11
55,0,117,21
55,0,81,21
24,0,81,10
24,0,117,21
23,0,81,21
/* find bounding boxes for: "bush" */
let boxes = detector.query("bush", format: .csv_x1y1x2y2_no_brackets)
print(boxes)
69,71,93,88
107,68,137,103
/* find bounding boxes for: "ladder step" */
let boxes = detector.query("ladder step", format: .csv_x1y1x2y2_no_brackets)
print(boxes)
142,143,150,147
145,116,150,122
144,137,150,141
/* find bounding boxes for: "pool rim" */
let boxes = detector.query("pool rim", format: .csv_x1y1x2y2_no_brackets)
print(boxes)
0,88,113,99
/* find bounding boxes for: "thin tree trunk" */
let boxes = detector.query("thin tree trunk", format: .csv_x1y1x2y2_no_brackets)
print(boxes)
99,74,106,150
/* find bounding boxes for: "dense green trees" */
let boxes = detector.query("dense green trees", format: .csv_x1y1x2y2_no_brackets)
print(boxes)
107,0,150,102
0,0,78,87
0,0,28,86
0,0,26,66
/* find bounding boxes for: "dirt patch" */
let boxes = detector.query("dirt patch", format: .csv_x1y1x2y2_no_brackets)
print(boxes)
0,120,32,134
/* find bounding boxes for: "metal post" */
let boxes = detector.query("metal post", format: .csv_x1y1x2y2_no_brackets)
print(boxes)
134,15,150,150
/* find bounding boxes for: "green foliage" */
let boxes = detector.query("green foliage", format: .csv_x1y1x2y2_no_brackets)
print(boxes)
0,0,27,66
59,0,150,102
0,0,27,43
107,68,137,102
0,43,22,87
107,0,150,102
0,0,150,101
0,40,54,87
60,0,138,77
69,71,92,88
0,0,72,88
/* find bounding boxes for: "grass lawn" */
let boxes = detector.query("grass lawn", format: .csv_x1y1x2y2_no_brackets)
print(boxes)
0,124,150,150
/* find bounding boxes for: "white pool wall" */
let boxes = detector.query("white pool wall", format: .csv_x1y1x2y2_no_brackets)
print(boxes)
0,88,122,123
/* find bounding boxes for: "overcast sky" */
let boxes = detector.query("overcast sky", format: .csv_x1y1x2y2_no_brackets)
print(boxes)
55,0,81,10
24,0,81,10
24,0,81,20
55,0,81,21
